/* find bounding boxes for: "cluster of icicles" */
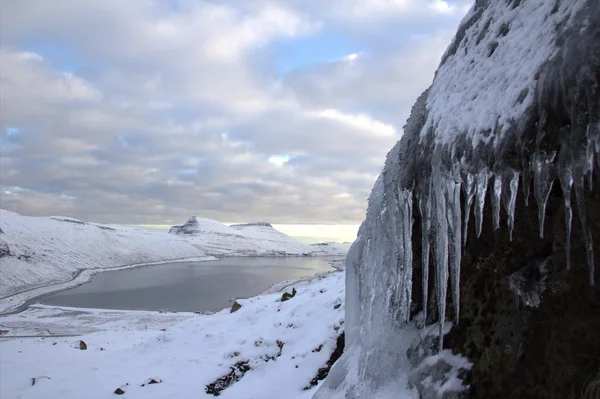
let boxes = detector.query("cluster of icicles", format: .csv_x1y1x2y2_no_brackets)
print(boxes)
406,139,598,350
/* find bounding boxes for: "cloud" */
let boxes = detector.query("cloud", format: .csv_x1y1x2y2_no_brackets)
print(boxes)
0,0,471,225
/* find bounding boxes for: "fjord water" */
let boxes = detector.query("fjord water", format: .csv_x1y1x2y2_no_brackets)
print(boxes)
39,257,336,312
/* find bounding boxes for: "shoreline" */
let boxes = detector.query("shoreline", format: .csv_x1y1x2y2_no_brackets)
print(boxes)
0,255,346,315
0,256,216,315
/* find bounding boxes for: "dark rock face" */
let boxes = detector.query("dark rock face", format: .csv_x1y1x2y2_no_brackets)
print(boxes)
435,184,600,399
168,216,200,235
230,222,273,228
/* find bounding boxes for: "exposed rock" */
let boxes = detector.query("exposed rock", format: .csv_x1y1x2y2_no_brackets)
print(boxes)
407,351,471,399
281,287,297,302
229,222,273,228
406,324,450,368
303,333,345,390
114,388,125,395
230,301,242,313
0,239,9,257
78,340,87,350
205,361,251,396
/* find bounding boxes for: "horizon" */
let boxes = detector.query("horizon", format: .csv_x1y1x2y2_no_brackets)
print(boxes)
1,1,472,227
137,222,360,244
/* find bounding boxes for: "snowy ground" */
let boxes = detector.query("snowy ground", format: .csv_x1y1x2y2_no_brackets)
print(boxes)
0,270,348,399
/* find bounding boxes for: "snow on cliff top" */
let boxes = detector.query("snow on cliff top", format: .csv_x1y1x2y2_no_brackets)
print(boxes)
424,0,587,147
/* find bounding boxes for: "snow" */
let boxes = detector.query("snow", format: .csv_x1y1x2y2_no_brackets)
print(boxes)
0,270,349,399
0,210,349,314
169,216,348,257
425,0,586,147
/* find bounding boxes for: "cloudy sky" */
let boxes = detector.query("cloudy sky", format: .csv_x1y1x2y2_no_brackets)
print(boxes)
0,0,472,241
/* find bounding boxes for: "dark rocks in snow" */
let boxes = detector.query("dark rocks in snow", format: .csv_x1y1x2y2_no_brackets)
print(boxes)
113,388,125,395
205,361,251,396
168,216,202,235
78,340,87,350
0,239,10,257
229,222,273,228
304,333,345,390
281,287,297,302
230,301,242,313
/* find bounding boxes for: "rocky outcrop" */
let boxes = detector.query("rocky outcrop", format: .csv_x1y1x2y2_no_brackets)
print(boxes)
439,183,600,398
315,0,600,398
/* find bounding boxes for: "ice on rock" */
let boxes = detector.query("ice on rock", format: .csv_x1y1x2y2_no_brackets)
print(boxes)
492,174,502,231
315,1,599,396
501,169,519,242
432,163,449,351
558,150,573,270
446,176,462,325
474,170,489,238
462,173,476,246
419,187,432,328
573,164,595,286
532,152,556,238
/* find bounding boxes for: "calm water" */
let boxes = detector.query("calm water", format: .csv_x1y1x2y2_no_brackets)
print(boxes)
38,257,336,312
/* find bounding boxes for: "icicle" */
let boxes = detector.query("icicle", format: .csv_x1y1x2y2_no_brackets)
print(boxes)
532,152,556,239
462,173,475,246
558,150,573,270
474,169,489,238
522,164,532,206
432,165,449,350
446,177,462,325
501,169,519,241
573,165,595,286
492,173,502,231
403,190,414,325
418,187,432,328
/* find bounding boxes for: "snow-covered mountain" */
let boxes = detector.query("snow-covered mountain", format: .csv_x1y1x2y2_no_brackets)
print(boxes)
315,1,600,398
169,216,347,257
0,209,212,300
0,210,349,312
309,242,352,256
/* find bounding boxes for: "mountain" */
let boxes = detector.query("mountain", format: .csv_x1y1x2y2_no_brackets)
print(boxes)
168,216,347,257
315,1,600,398
0,209,211,301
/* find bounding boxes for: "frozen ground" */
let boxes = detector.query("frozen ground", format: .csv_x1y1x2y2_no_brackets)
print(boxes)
0,270,356,399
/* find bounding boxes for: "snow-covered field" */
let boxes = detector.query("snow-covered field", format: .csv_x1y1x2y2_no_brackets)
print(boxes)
0,270,353,399
0,210,349,314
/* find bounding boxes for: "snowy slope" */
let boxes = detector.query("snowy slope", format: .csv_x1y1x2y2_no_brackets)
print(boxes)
0,270,363,399
169,217,349,256
315,1,600,398
309,242,352,256
0,209,212,300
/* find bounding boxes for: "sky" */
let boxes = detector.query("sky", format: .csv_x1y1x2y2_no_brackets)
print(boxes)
0,0,472,242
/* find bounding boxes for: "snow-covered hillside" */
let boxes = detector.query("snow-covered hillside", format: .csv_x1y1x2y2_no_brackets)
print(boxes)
169,217,348,257
0,209,212,300
0,270,354,399
0,210,349,313
309,242,352,256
